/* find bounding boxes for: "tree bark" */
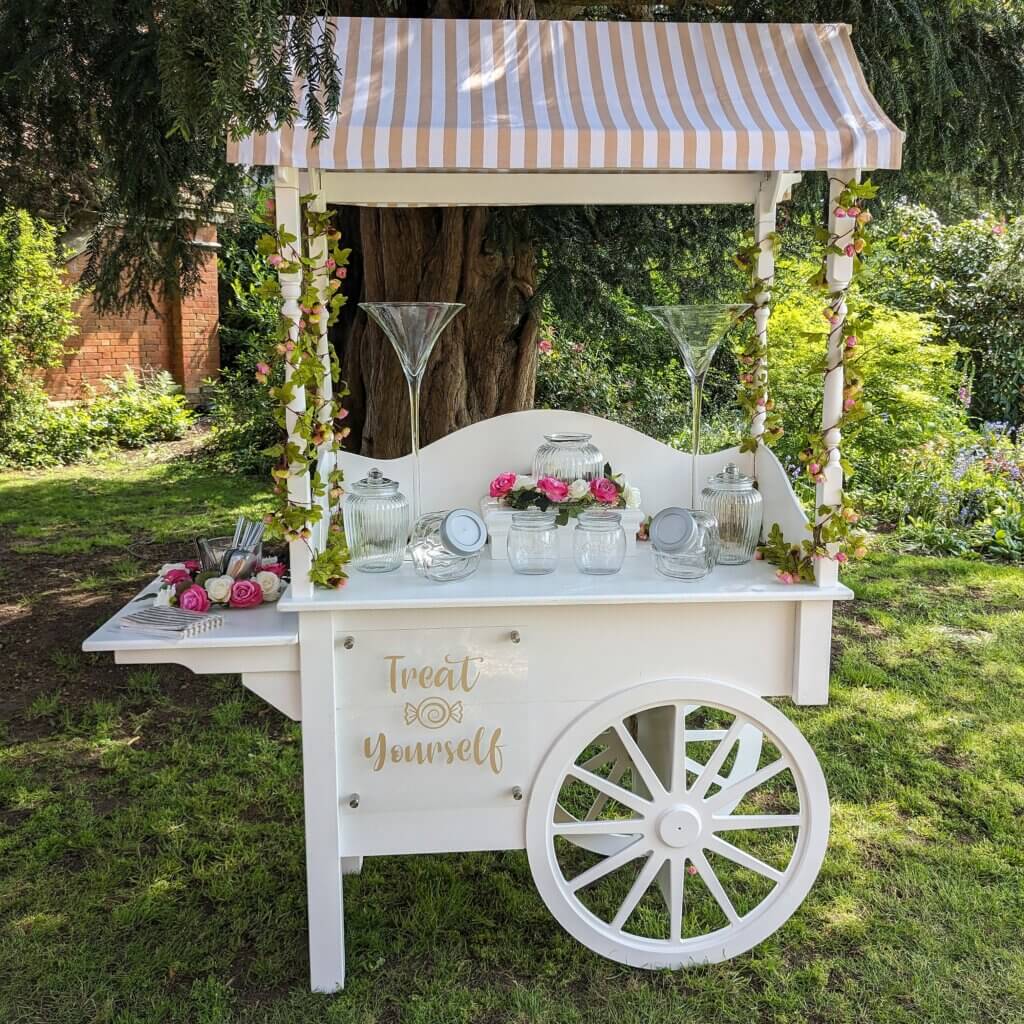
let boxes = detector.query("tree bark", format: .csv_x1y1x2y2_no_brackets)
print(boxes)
338,205,539,459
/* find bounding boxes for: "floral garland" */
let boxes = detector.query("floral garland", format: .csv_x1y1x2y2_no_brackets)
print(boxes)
756,177,876,583
489,470,641,526
254,195,352,589
155,560,288,611
733,231,784,453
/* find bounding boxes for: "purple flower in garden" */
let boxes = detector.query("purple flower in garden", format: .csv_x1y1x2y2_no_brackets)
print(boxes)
958,385,972,408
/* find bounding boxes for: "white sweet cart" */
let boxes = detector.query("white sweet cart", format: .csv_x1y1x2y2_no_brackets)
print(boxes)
84,16,904,992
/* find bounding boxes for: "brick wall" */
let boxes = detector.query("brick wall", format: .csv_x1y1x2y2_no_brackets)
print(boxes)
45,224,220,401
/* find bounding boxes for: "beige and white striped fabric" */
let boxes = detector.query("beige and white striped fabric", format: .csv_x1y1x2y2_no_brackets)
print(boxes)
227,17,903,172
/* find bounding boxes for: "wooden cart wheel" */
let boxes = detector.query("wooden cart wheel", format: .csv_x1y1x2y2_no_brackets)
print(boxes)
526,679,829,968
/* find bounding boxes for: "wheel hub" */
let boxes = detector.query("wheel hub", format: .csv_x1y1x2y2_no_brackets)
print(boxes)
656,805,702,848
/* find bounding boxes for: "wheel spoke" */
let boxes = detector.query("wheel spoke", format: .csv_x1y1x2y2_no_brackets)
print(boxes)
689,849,740,925
710,813,801,831
685,755,727,790
566,766,652,816
685,729,727,743
553,818,644,837
613,721,667,800
690,718,745,800
670,703,687,795
610,852,664,930
568,838,647,892
705,757,789,811
583,758,628,820
667,856,684,942
706,836,785,884
579,731,623,771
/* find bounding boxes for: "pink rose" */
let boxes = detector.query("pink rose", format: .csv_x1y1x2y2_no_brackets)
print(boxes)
844,244,856,257
538,338,553,354
260,562,287,578
835,552,849,564
229,579,263,609
847,206,860,217
178,584,211,613
776,570,794,584
265,198,275,215
489,472,517,499
834,207,847,218
537,476,570,502
336,267,347,279
844,397,856,411
163,568,191,585
183,559,201,572
255,362,271,376
267,253,283,268
590,478,619,504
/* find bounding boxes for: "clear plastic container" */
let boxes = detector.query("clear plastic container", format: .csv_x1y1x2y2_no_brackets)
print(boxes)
411,509,487,583
342,468,409,573
701,462,763,564
507,509,559,575
650,507,720,580
573,510,626,575
531,433,605,483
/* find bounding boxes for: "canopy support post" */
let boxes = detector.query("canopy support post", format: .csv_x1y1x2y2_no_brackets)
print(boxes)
816,169,859,588
275,166,313,599
750,174,780,444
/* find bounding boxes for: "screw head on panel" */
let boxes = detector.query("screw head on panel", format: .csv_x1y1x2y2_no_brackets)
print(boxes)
349,794,360,809
512,786,523,801
510,630,521,644
343,636,355,650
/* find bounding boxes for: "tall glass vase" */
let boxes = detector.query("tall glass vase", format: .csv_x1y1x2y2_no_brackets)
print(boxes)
646,305,749,508
359,301,465,525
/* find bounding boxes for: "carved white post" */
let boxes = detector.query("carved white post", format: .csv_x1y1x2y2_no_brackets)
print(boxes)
275,166,313,598
816,169,859,588
749,174,779,443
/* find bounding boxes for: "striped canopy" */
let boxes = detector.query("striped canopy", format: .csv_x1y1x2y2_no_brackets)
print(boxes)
227,17,903,173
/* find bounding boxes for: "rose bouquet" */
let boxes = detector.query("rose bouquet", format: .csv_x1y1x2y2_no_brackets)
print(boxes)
154,559,288,611
488,469,640,526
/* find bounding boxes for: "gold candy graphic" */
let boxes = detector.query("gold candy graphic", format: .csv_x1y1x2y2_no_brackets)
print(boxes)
404,697,463,730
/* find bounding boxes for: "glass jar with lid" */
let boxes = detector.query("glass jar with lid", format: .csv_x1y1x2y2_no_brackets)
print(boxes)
342,468,409,573
649,506,720,580
411,509,487,583
701,463,763,564
507,509,559,575
531,433,605,483
573,510,626,575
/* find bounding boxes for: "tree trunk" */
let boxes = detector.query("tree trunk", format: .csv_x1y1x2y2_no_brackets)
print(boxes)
338,205,539,458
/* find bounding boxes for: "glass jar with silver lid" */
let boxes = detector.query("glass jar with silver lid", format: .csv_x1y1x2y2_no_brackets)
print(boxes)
342,468,409,573
507,509,559,575
411,509,488,583
649,506,720,580
573,509,626,575
531,432,605,483
701,462,763,564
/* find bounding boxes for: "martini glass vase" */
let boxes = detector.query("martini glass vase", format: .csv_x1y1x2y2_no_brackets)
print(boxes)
359,302,465,525
646,304,749,509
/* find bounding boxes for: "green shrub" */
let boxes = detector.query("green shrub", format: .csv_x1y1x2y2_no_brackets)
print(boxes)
203,349,279,476
0,370,194,469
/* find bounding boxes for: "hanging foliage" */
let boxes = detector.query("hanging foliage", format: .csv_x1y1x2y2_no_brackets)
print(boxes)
254,195,352,589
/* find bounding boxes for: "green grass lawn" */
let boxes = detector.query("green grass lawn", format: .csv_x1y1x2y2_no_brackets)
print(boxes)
2,451,1023,1024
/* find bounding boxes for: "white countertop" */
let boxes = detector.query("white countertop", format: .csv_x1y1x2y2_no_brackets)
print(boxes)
279,549,853,612
82,576,299,654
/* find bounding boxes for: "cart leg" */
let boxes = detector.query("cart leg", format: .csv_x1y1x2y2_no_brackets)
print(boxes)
299,613,346,992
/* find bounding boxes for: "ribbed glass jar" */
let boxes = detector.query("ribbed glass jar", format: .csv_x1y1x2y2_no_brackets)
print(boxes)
701,463,763,564
410,509,487,583
507,509,559,575
342,468,409,573
650,507,720,580
573,510,626,575
531,433,605,483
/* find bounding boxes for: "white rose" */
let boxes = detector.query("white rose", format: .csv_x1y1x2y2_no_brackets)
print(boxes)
204,574,234,604
153,586,174,607
624,484,642,509
512,475,537,492
255,570,282,602
568,478,590,500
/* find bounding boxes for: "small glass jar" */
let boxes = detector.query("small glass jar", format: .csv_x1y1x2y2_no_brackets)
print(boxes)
342,468,409,573
573,510,626,575
411,509,487,583
701,463,763,564
507,509,559,575
650,507,720,580
531,433,605,483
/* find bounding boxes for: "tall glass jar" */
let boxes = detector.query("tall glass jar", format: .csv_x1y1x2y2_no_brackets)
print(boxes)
701,463,763,564
342,468,409,573
573,510,626,575
507,509,559,575
531,433,605,483
411,509,487,583
649,506,720,580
